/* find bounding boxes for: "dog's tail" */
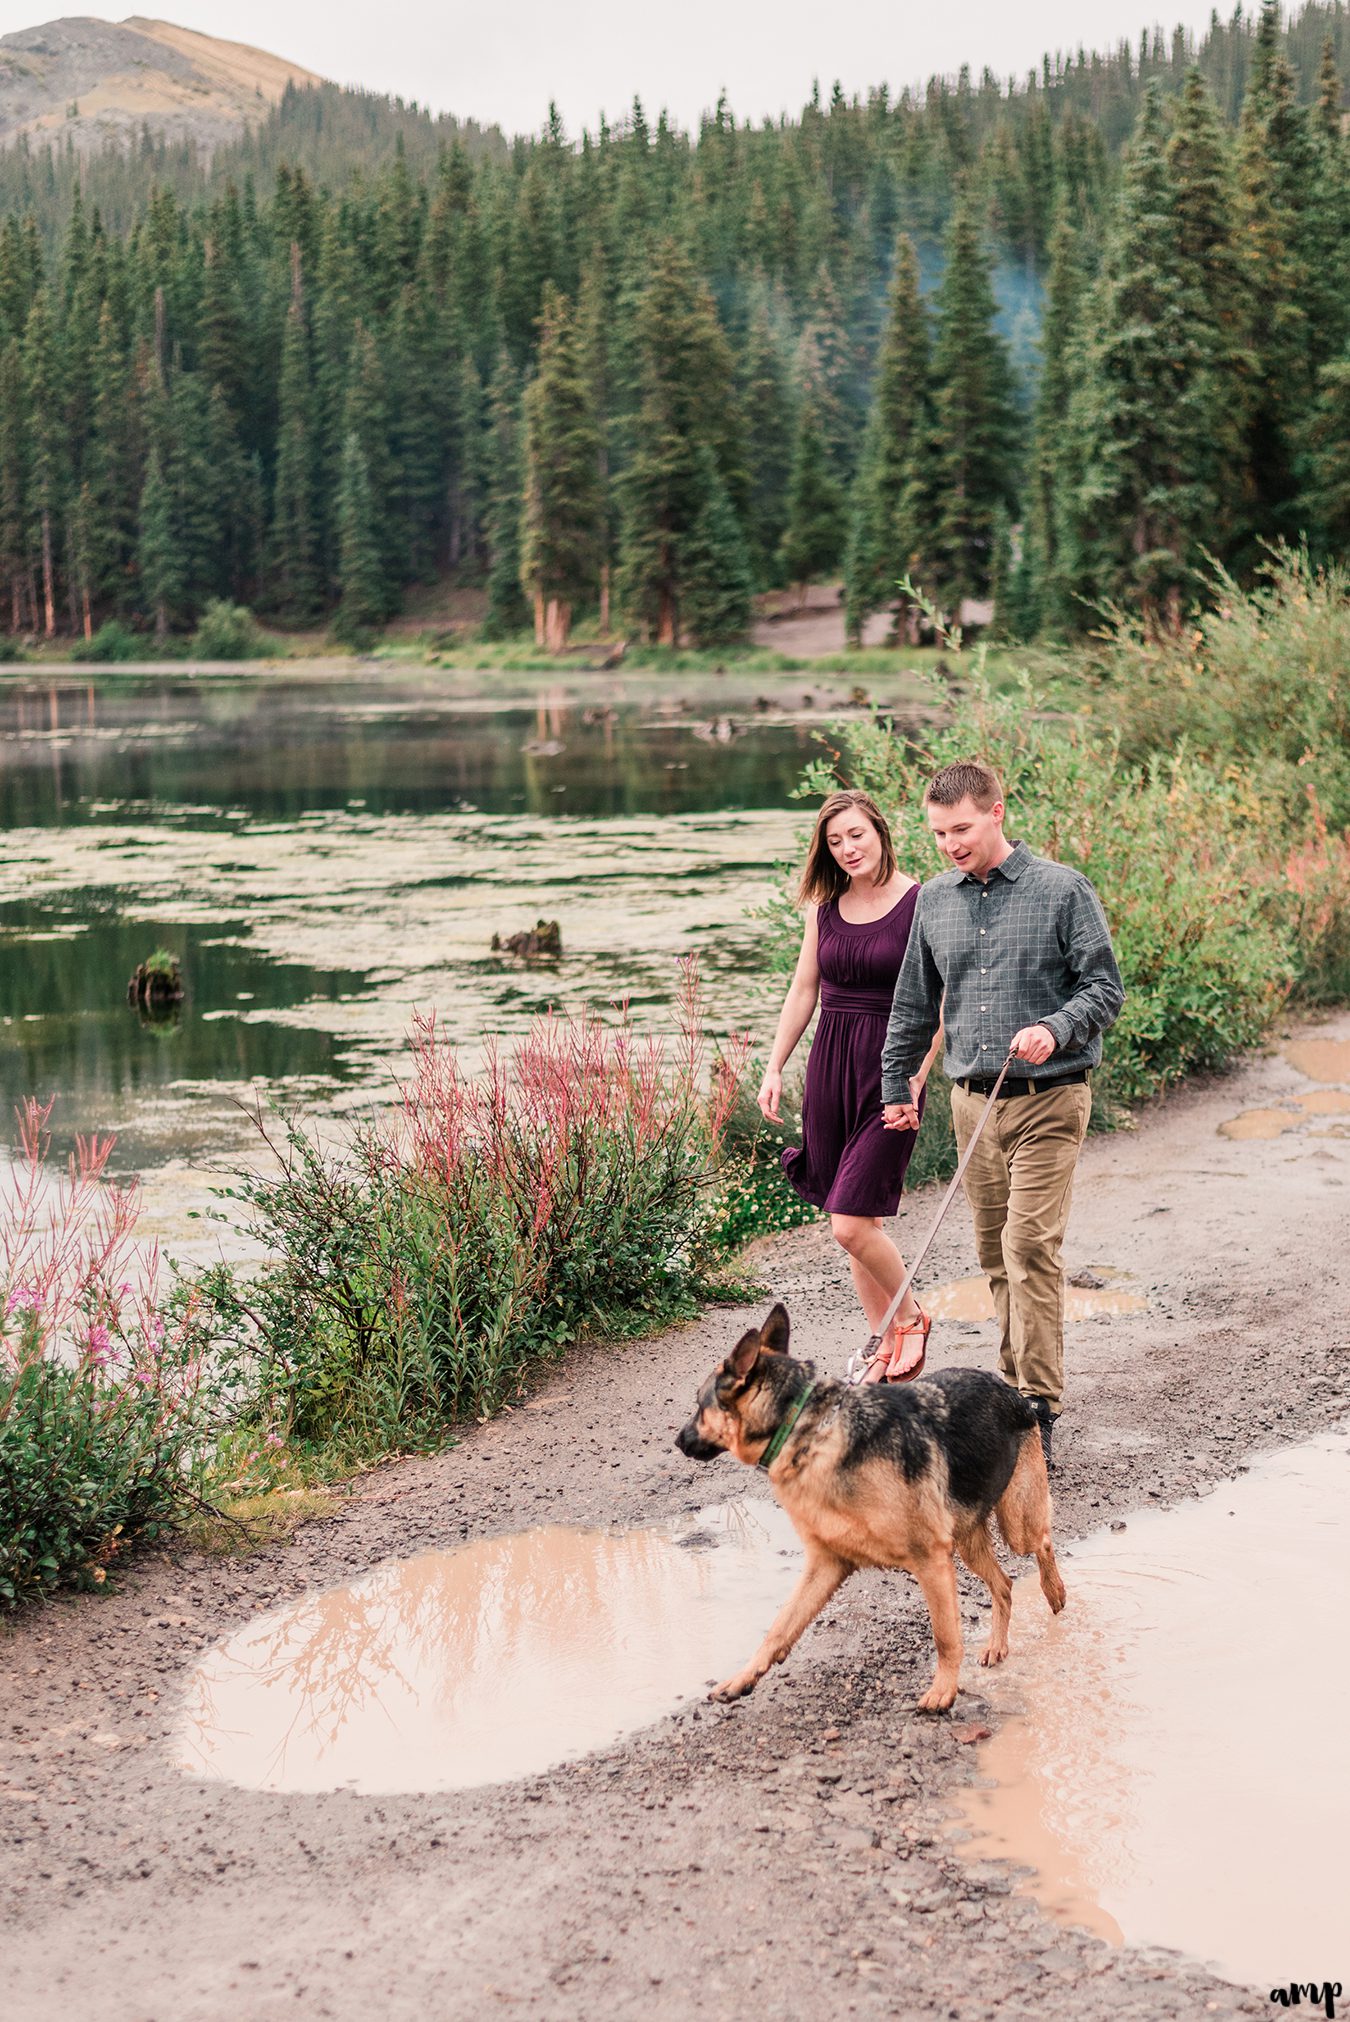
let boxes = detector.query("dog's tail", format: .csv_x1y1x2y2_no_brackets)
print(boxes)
1006,1387,1038,1434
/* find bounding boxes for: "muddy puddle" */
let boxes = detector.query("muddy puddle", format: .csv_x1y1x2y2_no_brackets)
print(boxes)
177,1496,801,1795
1221,1035,1350,1140
952,1429,1350,1988
925,1271,1146,1323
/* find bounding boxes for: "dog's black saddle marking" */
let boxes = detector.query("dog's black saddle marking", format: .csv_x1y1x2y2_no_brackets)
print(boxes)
838,1366,1036,1516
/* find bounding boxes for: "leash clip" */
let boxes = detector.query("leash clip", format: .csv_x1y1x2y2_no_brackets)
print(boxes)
845,1333,883,1387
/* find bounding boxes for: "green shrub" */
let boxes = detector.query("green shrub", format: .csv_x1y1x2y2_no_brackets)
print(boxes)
1087,547,1350,833
191,599,270,660
1,1101,205,1606
83,619,139,663
191,989,748,1462
0,634,25,663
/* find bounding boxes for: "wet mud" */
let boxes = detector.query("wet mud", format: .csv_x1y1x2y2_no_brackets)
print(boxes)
3,1014,1349,2021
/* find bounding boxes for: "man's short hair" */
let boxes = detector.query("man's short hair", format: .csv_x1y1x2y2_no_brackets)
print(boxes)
924,761,1005,811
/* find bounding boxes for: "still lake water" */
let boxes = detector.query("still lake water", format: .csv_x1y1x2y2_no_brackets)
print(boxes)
0,668,868,1198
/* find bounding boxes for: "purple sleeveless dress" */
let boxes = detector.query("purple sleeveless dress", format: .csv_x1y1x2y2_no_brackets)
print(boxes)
781,887,924,1217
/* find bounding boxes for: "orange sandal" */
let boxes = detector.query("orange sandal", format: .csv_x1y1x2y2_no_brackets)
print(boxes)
883,1307,931,1383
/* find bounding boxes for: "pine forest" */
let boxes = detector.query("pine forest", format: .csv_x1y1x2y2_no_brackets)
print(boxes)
2,0,1350,649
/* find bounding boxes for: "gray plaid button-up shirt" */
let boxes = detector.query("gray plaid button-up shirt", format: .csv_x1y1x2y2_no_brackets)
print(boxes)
880,839,1125,1099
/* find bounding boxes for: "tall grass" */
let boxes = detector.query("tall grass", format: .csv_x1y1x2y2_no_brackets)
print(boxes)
1,1100,204,1605
191,973,752,1464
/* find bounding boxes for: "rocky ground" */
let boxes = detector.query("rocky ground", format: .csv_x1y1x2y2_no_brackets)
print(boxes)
3,1017,1348,2021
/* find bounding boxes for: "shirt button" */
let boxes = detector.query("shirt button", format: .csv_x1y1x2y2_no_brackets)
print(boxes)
981,968,987,974
979,929,985,936
980,1005,987,1011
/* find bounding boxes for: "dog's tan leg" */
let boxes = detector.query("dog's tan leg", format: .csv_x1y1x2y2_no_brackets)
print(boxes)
956,1519,1013,1667
912,1546,964,1711
709,1548,850,1702
995,1431,1066,1615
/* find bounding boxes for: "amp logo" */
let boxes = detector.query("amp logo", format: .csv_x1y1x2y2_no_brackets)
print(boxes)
1270,1986,1342,2019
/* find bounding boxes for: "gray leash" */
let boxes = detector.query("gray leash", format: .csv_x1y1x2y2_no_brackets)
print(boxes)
845,1053,1017,1385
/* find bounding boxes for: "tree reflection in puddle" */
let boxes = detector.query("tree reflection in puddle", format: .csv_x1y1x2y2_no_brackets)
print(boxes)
178,1497,801,1794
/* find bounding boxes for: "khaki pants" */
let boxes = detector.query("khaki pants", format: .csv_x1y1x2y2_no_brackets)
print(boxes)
949,1080,1092,1415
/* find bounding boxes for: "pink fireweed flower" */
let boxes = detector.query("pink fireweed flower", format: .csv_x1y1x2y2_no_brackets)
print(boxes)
85,1323,113,1365
5,1284,41,1316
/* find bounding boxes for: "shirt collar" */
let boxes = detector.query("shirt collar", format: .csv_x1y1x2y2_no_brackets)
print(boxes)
962,838,1030,885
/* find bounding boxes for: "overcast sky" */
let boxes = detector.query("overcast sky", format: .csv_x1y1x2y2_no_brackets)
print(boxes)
2,1,1245,137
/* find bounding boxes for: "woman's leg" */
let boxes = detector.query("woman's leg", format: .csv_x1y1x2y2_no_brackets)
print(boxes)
831,1214,926,1378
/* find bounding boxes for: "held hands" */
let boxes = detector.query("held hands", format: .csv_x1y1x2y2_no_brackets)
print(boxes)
1009,1023,1057,1066
757,1067,784,1123
882,1071,926,1133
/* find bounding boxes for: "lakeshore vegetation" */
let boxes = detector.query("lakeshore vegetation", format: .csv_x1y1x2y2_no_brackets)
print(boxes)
0,3,1349,650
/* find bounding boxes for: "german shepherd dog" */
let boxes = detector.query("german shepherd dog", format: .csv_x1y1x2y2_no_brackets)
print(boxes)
675,1305,1066,1710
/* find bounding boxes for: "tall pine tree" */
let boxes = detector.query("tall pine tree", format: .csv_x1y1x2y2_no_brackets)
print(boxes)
520,284,604,651
928,195,1020,609
843,235,934,642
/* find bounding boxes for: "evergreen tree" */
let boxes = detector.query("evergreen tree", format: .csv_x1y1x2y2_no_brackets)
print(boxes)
22,293,65,638
0,339,30,631
843,235,934,642
137,441,183,638
1060,88,1226,631
928,195,1021,608
1165,69,1248,558
520,284,603,651
269,254,322,620
738,292,793,586
682,446,754,645
334,430,389,643
779,378,847,594
1304,349,1350,557
616,241,747,645
1232,1,1310,557
1021,212,1084,636
481,351,530,639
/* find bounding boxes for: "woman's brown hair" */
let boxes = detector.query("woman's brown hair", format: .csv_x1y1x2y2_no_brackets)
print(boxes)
796,789,898,906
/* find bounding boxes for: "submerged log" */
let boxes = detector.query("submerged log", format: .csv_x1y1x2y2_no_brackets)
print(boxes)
491,919,562,959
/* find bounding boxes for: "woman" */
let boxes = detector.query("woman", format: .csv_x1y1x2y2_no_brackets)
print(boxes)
758,789,939,1382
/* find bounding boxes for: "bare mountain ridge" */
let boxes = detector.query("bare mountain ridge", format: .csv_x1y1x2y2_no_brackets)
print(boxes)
0,15,324,154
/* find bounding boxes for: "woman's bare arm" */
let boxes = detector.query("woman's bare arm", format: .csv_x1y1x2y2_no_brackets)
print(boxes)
758,908,821,1122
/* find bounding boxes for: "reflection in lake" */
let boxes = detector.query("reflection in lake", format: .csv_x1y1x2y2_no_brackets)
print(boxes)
0,673,838,825
952,1430,1350,1989
178,1497,802,1793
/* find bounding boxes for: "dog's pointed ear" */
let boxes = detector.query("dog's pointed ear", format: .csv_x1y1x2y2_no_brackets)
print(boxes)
723,1329,762,1383
759,1303,791,1355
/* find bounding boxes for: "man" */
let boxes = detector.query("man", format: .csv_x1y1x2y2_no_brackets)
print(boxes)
880,761,1124,1468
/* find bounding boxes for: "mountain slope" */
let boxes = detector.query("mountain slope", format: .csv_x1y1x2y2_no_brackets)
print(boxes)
0,14,324,154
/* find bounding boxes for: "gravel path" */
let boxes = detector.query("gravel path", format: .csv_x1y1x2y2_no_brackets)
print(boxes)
4,1017,1348,2021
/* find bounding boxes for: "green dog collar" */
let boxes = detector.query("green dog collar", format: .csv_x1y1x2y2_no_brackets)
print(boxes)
757,1381,817,1472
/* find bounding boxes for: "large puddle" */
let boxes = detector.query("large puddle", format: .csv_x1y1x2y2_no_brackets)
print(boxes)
177,1497,802,1794
952,1430,1350,1988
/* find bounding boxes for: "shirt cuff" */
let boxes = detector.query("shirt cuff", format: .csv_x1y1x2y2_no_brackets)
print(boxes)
1040,1011,1071,1052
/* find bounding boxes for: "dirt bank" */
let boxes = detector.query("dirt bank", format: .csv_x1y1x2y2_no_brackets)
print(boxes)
4,1017,1348,2021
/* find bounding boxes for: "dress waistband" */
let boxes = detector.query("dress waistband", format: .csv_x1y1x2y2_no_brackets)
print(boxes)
819,983,893,1016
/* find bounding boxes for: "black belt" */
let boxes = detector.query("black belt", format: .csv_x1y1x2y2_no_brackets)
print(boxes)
960,1068,1089,1099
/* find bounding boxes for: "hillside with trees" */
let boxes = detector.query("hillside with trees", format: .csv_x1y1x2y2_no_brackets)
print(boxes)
0,0,1348,649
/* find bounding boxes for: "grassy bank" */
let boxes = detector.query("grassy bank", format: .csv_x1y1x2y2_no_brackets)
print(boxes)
760,552,1349,1189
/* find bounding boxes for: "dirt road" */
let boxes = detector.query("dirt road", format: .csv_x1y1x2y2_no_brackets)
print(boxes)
4,1017,1348,2021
